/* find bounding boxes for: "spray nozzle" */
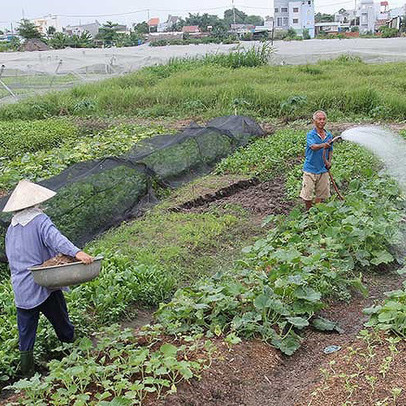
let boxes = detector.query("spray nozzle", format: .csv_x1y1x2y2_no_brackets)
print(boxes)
330,136,342,144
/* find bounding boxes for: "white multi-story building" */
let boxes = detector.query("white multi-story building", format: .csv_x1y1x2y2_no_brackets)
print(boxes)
289,0,315,37
274,0,290,30
334,9,357,24
32,15,61,35
274,0,315,37
357,0,376,33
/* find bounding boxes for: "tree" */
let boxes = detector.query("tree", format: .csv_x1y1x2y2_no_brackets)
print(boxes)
314,13,334,23
9,36,21,50
0,29,4,35
211,24,229,39
17,19,42,39
302,28,311,40
113,33,133,47
223,8,263,27
287,27,297,38
244,15,264,26
184,13,222,31
379,26,399,38
49,32,68,49
97,21,119,45
401,15,406,33
130,31,144,45
69,31,93,48
133,21,149,34
172,18,185,32
46,26,56,38
224,8,247,25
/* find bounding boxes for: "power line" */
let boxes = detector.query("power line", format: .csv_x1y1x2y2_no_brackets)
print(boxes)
57,9,149,18
316,0,354,8
44,6,230,19
234,4,271,10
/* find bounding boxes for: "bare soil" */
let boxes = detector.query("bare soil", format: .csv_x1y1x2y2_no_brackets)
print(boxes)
153,270,404,406
175,175,296,225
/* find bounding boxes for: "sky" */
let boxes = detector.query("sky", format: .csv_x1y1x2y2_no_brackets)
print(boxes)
1,0,405,29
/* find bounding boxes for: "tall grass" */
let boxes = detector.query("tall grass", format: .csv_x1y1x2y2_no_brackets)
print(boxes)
1,53,406,121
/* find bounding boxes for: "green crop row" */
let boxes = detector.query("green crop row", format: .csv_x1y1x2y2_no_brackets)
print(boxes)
156,142,404,354
162,138,402,356
0,119,78,160
6,326,215,405
0,123,164,192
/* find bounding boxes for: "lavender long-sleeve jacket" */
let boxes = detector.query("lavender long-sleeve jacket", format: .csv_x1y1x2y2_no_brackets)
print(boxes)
5,213,80,309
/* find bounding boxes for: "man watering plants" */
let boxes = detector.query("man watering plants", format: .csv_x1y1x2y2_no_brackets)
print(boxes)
300,110,333,210
2,179,93,377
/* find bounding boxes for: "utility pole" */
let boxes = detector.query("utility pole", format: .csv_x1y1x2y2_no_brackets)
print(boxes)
232,0,236,26
147,9,150,33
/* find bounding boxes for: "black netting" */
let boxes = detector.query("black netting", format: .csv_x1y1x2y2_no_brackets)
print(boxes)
0,116,264,261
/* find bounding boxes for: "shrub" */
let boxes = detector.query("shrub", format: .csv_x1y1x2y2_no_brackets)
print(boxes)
302,28,311,40
379,26,399,38
273,29,289,40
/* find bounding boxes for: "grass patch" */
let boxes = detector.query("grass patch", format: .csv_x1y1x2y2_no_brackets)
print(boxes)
2,55,406,121
89,206,263,286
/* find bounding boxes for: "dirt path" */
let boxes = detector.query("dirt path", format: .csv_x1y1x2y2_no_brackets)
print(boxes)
174,175,296,225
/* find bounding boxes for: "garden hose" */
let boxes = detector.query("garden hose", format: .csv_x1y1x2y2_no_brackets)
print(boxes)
323,139,345,201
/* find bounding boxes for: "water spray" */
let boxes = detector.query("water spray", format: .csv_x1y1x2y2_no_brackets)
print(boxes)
340,126,406,194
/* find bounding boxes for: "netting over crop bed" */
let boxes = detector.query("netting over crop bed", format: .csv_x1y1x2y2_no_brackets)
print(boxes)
0,115,264,262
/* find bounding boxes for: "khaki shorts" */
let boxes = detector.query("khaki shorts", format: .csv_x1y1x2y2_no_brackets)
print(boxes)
300,171,330,201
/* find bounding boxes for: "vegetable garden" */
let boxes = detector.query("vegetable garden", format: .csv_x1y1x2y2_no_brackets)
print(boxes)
0,48,406,405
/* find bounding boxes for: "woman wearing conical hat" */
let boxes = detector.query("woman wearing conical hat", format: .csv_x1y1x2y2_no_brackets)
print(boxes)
3,180,93,377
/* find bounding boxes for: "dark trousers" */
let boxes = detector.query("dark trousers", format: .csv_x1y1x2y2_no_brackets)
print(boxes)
16,290,75,351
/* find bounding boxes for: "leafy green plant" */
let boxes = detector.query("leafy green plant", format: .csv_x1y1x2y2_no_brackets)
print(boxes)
280,95,307,122
0,123,163,191
0,118,78,160
6,326,214,405
364,287,406,337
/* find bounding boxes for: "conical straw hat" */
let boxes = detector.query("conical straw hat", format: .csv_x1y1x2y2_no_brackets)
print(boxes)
2,180,56,212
